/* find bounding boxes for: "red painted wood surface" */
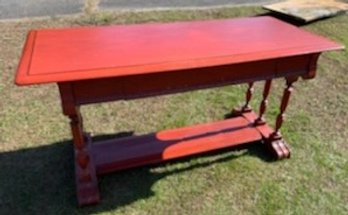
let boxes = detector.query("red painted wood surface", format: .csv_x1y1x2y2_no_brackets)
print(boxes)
68,56,310,105
243,110,290,158
243,112,274,139
15,16,345,206
15,16,343,85
93,115,262,175
75,135,99,206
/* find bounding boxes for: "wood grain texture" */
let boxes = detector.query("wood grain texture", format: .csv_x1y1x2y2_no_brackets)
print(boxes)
15,16,343,85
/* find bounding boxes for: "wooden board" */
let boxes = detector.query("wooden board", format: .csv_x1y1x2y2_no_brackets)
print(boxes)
92,115,262,175
15,16,343,85
264,0,348,22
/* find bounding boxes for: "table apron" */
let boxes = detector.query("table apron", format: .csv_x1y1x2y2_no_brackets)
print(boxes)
59,54,318,106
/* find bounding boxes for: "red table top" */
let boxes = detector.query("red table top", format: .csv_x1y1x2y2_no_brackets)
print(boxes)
16,16,343,85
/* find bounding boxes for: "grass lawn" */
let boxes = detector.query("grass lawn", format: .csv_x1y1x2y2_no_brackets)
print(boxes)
0,6,347,215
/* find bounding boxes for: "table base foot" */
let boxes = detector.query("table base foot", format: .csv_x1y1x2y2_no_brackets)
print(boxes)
265,138,291,160
76,176,100,206
75,134,100,206
240,111,291,160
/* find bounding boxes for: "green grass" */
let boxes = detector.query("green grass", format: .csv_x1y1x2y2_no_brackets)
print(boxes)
1,6,347,215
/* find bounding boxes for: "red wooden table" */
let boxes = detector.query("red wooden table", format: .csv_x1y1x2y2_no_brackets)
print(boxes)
16,16,343,206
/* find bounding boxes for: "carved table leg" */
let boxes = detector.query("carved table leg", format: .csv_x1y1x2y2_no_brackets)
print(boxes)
69,110,100,206
266,77,298,160
254,79,272,126
231,82,254,116
59,83,100,206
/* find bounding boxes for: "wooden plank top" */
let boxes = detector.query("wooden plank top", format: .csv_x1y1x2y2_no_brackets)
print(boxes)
15,16,343,85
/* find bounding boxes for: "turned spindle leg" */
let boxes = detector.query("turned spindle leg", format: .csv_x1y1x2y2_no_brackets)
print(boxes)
254,80,272,125
232,82,254,116
266,77,298,160
59,83,100,206
69,108,100,206
70,111,89,172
